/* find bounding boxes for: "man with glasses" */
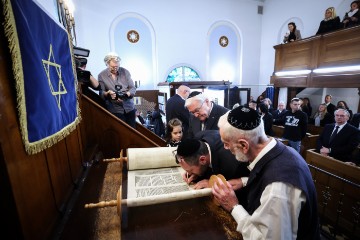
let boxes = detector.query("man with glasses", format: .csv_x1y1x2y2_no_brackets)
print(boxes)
98,52,137,128
317,108,360,164
175,130,249,201
185,94,229,138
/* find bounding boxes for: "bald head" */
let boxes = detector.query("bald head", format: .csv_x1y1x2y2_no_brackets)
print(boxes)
177,85,191,99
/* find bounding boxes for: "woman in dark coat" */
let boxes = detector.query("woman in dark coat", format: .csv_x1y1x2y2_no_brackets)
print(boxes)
342,1,360,28
283,22,302,43
310,103,334,127
316,7,342,35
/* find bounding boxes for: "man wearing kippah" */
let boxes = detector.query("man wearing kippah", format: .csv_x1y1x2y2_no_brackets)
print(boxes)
212,106,320,240
175,130,249,193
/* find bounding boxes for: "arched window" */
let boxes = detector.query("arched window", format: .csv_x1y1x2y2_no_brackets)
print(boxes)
208,21,241,84
166,66,200,82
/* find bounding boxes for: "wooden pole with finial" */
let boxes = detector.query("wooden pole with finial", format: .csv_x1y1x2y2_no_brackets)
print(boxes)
103,149,128,163
85,186,123,218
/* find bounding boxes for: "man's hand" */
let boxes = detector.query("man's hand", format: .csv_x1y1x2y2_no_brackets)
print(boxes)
182,172,196,184
212,176,239,212
320,146,330,156
193,179,209,189
227,178,243,191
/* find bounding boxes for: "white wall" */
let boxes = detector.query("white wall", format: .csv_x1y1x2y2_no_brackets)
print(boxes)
72,0,263,88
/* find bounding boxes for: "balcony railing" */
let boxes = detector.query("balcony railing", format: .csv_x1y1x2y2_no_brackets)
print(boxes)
271,25,360,88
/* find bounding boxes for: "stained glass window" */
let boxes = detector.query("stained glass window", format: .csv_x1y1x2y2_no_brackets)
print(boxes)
166,66,200,82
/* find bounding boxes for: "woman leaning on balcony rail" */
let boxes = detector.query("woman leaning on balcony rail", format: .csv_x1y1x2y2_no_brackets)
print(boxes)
283,22,302,43
342,0,360,28
316,7,342,35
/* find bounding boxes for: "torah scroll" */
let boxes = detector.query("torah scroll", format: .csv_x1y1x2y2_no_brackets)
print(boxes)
125,147,212,207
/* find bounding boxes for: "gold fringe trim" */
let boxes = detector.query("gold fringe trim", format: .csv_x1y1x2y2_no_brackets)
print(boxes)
2,0,80,155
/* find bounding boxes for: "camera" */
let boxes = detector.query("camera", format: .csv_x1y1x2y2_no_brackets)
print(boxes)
74,47,91,84
114,85,130,100
75,59,91,83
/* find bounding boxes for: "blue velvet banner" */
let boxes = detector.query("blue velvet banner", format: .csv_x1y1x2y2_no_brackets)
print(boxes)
3,0,79,154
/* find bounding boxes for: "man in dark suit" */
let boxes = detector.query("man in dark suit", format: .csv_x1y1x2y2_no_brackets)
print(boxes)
324,94,336,116
185,93,229,138
165,85,191,138
350,112,360,129
272,100,288,125
317,108,360,163
175,130,249,191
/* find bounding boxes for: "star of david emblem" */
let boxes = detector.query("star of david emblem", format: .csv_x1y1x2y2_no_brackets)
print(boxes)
127,30,139,43
219,36,229,47
42,44,67,111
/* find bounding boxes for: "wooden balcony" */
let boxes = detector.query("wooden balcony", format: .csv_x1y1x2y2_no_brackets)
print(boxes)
271,25,360,88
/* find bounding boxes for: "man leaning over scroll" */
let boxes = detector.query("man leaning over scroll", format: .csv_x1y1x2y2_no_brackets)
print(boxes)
174,130,250,206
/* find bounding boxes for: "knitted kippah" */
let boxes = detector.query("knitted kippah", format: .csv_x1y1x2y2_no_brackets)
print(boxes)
176,139,201,157
227,106,261,130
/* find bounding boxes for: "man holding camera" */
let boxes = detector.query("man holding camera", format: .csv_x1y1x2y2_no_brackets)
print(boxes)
98,52,137,128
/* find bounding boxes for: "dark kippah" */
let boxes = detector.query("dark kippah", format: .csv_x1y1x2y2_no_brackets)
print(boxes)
227,106,261,130
177,139,200,157
188,91,202,98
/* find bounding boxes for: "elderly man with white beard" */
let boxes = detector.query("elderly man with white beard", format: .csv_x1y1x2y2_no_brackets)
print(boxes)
211,106,320,240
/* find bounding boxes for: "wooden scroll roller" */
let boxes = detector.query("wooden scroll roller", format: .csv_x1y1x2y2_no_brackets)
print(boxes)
84,185,123,219
102,149,128,163
208,174,227,206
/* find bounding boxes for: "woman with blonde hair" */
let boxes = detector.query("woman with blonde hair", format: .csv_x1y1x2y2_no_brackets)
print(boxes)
316,7,342,35
311,103,334,127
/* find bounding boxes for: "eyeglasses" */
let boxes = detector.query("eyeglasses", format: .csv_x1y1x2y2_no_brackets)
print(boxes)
109,65,119,70
189,101,205,115
172,149,183,164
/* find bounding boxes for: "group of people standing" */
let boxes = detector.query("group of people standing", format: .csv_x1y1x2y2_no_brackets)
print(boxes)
269,94,360,164
166,93,321,239
81,51,357,239
284,1,359,43
164,85,359,239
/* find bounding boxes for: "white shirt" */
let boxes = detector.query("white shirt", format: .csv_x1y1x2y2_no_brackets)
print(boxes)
232,138,306,239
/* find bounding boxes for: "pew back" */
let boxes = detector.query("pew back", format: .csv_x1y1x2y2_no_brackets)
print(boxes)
306,149,360,239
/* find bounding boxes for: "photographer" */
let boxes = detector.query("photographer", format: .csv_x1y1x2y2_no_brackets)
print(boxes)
98,52,137,128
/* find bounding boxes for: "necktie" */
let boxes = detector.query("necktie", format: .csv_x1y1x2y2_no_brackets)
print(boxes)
329,126,339,143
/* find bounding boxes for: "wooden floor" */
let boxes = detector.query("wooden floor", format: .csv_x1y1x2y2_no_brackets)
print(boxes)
54,159,109,240
55,155,242,240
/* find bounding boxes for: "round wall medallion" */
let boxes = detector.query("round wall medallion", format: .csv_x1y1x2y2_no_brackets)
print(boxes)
127,30,139,43
219,36,229,47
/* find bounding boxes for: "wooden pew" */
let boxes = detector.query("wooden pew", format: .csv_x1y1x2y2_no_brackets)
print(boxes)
301,133,319,158
272,125,284,138
272,125,319,158
305,149,360,239
307,124,324,135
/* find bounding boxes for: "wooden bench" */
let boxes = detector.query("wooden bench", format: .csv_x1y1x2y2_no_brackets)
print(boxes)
307,124,324,135
272,125,319,158
305,149,360,239
301,134,319,158
272,125,284,138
